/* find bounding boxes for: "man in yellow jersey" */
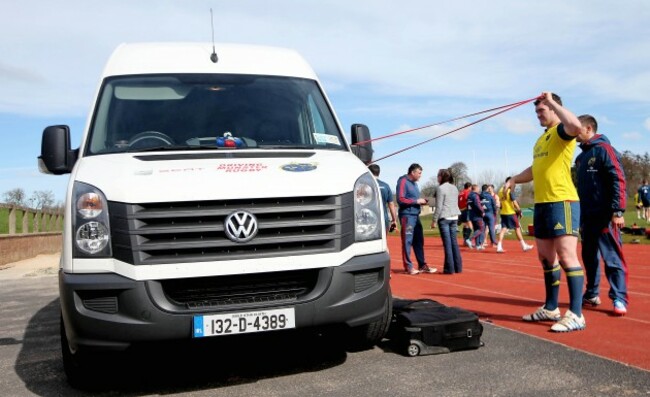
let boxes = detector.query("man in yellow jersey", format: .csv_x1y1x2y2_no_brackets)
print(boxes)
495,176,534,253
506,92,585,332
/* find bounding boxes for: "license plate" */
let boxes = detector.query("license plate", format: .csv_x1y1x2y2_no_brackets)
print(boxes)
193,308,296,338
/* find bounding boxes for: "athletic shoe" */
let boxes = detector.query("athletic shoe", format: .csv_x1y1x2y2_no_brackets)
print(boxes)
523,244,534,252
522,306,561,322
550,310,586,332
465,239,474,249
582,296,601,307
496,246,505,253
613,300,627,316
476,246,485,251
419,265,438,274
406,268,420,275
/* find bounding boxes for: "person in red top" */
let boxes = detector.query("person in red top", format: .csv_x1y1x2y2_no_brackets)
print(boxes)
458,182,473,246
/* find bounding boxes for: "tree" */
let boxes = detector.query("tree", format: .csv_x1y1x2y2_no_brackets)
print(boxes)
420,179,437,199
620,150,650,197
473,169,507,189
449,162,470,191
29,190,56,210
2,188,26,206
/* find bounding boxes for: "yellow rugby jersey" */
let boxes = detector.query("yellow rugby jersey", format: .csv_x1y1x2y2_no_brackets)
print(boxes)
498,186,516,215
532,124,579,203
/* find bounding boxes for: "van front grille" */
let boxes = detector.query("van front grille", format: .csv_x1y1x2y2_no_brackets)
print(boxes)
161,269,320,309
108,193,354,265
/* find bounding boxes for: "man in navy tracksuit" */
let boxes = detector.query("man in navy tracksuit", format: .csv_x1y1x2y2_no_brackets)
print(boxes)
466,184,485,250
396,163,435,275
575,115,629,316
480,184,497,247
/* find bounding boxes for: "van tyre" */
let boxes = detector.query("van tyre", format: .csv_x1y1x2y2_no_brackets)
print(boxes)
60,315,93,389
347,288,393,351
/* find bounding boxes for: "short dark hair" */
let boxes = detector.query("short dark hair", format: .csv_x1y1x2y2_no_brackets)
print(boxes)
481,184,489,192
408,163,422,174
464,182,472,189
367,163,380,176
578,114,598,133
505,176,511,183
534,92,562,107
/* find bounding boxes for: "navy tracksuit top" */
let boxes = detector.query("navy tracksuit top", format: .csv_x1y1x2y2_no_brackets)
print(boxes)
480,191,496,217
575,134,627,216
396,174,421,216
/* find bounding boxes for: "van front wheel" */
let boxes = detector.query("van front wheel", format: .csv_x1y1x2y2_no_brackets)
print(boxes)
347,288,393,351
60,315,93,389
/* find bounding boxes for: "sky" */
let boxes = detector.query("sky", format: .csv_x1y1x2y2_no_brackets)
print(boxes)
2,1,650,204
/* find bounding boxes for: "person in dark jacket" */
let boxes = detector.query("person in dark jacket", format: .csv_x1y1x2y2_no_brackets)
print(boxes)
396,163,436,275
466,184,485,250
480,184,497,247
575,114,628,316
639,179,650,221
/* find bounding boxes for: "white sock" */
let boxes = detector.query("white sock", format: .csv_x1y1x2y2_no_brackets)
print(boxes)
520,240,527,249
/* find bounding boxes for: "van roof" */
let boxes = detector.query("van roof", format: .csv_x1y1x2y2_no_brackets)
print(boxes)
102,42,318,79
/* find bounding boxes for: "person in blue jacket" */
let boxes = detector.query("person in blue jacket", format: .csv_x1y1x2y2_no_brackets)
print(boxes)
480,184,497,247
575,114,629,316
639,179,650,222
368,163,397,233
466,184,485,250
396,163,436,275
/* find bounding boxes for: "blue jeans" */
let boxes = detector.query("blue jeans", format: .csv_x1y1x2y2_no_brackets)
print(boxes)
438,218,463,273
400,214,426,271
483,212,496,244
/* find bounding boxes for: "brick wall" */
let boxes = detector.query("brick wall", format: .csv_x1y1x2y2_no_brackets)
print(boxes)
0,233,62,267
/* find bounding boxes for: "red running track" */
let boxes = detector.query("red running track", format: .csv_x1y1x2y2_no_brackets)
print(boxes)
387,235,650,372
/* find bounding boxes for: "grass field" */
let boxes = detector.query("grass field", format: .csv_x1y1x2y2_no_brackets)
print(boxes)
1,203,648,243
0,207,33,234
417,205,650,245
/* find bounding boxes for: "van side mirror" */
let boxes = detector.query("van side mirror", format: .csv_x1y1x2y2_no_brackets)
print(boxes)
38,125,78,175
350,124,373,164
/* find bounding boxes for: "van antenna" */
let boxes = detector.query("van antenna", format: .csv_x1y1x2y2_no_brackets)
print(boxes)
209,8,218,63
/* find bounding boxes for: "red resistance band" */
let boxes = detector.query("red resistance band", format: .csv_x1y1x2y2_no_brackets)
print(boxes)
353,97,537,163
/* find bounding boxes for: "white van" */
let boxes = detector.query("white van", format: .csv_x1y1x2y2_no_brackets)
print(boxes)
39,42,391,386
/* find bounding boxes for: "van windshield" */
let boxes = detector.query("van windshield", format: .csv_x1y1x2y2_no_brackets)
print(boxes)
86,74,346,154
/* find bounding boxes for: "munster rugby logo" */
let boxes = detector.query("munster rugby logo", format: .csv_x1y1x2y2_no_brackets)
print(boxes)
224,211,258,243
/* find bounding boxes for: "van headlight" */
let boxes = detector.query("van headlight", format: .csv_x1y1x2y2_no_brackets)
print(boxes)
354,172,381,241
72,182,112,257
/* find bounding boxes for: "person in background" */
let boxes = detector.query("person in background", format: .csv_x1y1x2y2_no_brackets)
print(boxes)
496,177,534,253
575,114,629,316
634,189,643,220
639,179,650,222
431,168,463,274
489,184,501,213
466,184,485,250
396,163,436,275
368,163,398,234
458,182,473,246
489,184,501,235
480,184,497,247
506,92,585,332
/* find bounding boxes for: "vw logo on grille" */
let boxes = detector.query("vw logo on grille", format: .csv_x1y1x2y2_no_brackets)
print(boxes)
224,210,258,243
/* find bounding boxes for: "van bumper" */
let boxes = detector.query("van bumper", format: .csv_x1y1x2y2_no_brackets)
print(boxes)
60,251,390,351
